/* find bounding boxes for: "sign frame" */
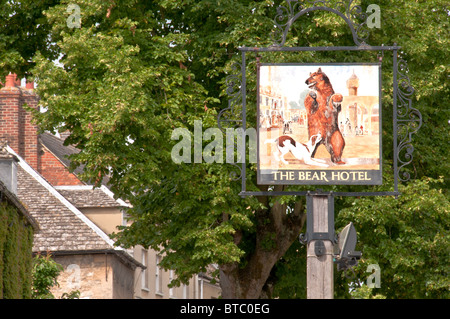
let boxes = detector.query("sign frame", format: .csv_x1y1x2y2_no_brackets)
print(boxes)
217,2,422,198
256,62,383,186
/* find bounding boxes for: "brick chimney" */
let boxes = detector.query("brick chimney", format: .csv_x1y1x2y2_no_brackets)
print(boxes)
0,73,40,171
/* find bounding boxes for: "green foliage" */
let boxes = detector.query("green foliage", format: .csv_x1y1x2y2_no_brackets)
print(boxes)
30,0,272,287
31,253,80,299
272,241,307,299
256,1,449,298
0,0,59,79
31,253,63,299
0,200,74,299
11,0,448,298
60,290,81,299
351,285,386,299
369,0,449,190
0,202,34,299
338,176,449,299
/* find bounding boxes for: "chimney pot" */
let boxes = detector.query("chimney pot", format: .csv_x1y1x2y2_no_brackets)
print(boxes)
5,74,17,87
26,80,34,89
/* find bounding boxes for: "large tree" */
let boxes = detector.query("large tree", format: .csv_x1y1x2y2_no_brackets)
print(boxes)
16,0,449,298
0,0,59,79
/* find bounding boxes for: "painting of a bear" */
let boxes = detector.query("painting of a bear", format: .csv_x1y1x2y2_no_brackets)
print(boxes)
304,68,345,164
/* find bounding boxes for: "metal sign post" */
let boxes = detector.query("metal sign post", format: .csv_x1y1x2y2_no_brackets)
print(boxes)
217,0,422,299
305,194,335,299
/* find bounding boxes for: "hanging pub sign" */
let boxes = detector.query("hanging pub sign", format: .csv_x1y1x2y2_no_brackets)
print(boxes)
257,63,382,185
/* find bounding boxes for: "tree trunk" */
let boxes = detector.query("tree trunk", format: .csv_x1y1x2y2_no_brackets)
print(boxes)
219,186,306,299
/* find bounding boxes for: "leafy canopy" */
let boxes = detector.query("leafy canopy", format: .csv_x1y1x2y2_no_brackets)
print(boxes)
22,0,450,298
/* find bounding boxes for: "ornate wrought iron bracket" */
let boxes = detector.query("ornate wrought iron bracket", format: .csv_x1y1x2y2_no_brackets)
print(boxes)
217,57,246,183
271,0,371,47
393,53,423,185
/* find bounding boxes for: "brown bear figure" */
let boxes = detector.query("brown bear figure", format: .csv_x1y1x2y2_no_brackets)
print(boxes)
304,68,345,164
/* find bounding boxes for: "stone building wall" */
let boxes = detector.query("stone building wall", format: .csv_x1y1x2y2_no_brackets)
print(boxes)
52,253,134,299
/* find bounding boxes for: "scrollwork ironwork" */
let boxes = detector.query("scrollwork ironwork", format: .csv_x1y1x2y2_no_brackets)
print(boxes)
217,61,244,181
228,163,243,182
271,0,370,47
217,62,243,133
396,57,422,182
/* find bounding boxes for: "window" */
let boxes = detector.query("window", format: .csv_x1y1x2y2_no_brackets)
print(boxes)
183,284,189,299
155,255,163,295
122,211,129,227
169,270,174,298
198,277,204,299
141,250,148,290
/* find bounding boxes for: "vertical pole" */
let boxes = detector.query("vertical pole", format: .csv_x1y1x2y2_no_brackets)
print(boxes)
241,51,247,193
307,195,334,299
392,44,398,193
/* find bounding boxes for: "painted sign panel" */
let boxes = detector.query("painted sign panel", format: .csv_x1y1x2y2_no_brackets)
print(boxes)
257,63,382,185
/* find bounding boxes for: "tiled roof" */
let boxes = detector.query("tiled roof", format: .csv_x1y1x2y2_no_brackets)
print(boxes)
39,132,84,176
0,141,39,231
0,178,39,232
3,140,142,269
16,164,114,252
39,132,110,185
55,186,125,208
7,146,142,269
5,145,114,252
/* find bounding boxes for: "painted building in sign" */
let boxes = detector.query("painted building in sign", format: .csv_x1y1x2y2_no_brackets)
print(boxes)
340,70,379,136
